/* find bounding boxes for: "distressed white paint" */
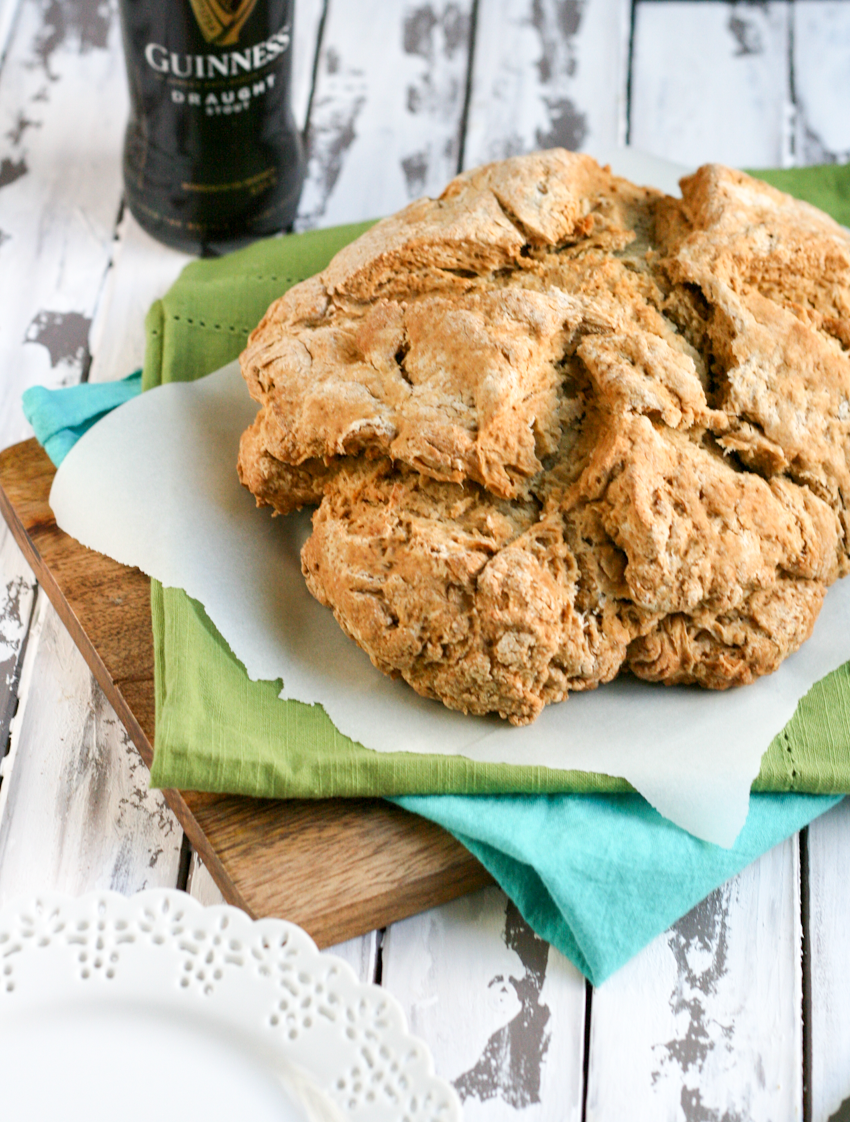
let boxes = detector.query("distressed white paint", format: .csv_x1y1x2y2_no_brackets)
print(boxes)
808,799,850,1122
630,0,792,169
296,0,474,230
586,838,802,1121
464,0,630,168
0,0,127,444
382,886,586,1120
327,929,380,986
792,0,850,165
0,592,183,902
0,523,36,754
0,0,182,910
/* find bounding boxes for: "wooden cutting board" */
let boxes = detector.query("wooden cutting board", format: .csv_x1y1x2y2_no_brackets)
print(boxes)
0,439,492,946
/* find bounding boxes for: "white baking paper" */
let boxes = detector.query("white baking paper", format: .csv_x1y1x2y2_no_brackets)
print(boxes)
50,361,850,847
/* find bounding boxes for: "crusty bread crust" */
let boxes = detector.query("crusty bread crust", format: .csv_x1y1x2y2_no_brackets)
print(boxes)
239,151,850,724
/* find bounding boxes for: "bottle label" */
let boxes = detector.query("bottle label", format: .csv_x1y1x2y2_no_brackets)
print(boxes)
142,23,291,116
188,0,259,46
143,27,291,80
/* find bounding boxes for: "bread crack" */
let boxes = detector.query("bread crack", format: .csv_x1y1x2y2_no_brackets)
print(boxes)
240,151,850,723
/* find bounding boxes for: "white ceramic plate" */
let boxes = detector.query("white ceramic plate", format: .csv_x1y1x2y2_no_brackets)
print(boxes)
0,890,462,1122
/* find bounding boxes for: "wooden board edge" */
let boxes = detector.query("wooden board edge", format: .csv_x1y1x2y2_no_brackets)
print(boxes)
308,859,495,949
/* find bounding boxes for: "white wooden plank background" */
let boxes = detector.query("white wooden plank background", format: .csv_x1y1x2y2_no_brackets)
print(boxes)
0,590,183,903
792,1,850,166
798,15,850,1099
290,0,326,131
586,839,803,1121
296,0,474,229
464,0,631,168
0,0,127,440
383,886,587,1122
0,521,35,755
0,0,185,922
630,0,793,169
87,211,192,386
808,801,850,1122
2,1,850,1117
0,0,182,909
0,0,22,71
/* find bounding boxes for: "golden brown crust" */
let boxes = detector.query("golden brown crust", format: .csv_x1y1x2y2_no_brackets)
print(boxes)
656,164,850,568
240,150,661,498
237,405,341,515
300,461,636,725
239,151,850,724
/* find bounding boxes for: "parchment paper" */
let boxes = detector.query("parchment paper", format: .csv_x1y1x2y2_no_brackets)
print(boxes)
49,363,850,846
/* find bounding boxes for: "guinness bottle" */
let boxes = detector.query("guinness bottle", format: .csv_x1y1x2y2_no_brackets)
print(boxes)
118,0,305,254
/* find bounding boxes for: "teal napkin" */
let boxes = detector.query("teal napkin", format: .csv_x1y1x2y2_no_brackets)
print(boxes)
29,375,844,982
394,791,840,983
22,371,142,467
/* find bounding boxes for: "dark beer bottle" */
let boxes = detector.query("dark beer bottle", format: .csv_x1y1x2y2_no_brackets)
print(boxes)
118,0,305,254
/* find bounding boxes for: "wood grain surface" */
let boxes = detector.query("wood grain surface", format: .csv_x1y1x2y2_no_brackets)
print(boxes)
0,436,492,947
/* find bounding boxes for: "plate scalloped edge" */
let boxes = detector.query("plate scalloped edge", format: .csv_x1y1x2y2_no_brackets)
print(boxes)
0,888,463,1122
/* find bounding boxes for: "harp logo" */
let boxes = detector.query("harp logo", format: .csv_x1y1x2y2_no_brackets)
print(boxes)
188,0,259,45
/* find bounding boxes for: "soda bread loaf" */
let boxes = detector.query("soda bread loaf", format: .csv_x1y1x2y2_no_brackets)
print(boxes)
238,149,850,725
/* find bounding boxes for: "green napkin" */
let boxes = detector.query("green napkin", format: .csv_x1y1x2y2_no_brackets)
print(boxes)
753,165,850,228
145,169,850,800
